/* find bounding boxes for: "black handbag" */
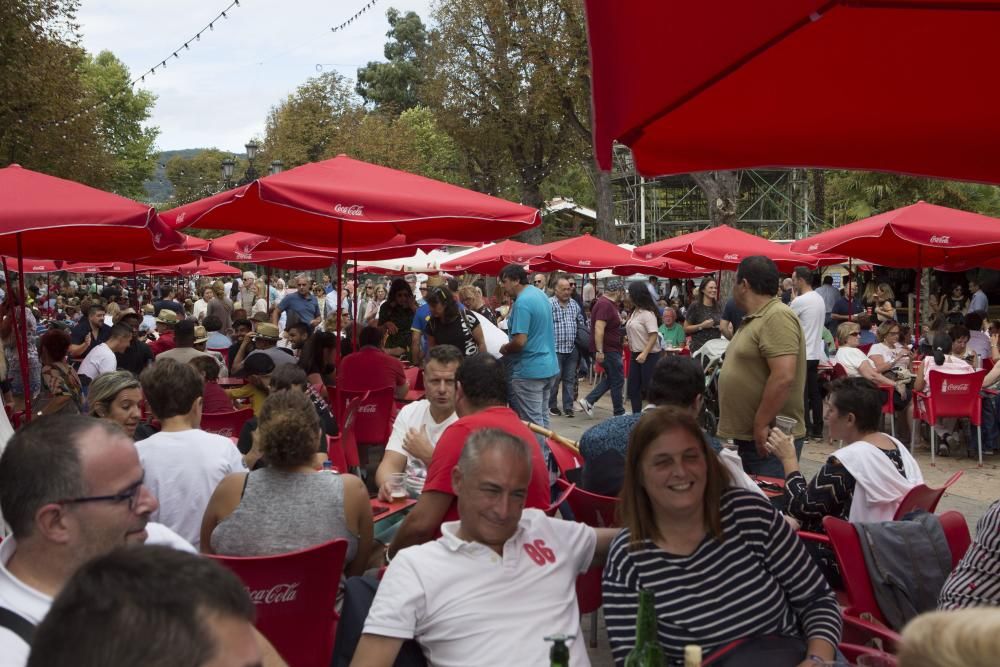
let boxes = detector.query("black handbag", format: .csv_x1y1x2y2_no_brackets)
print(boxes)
575,319,591,353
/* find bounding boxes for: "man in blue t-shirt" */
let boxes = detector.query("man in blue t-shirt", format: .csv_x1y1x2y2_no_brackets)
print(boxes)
272,274,321,333
498,263,559,430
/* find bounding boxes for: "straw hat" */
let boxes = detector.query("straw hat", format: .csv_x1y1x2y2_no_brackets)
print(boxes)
155,310,179,325
193,325,208,344
254,323,280,340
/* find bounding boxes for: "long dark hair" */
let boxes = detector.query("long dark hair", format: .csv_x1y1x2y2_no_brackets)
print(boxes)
298,331,337,376
426,285,459,322
385,278,414,314
627,281,658,315
699,276,718,306
931,332,953,367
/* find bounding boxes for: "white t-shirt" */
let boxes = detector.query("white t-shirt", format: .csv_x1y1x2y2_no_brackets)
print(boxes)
835,346,873,377
867,342,900,367
790,290,827,362
193,298,209,321
385,400,458,494
77,342,117,381
0,526,195,666
364,510,596,667
136,429,245,547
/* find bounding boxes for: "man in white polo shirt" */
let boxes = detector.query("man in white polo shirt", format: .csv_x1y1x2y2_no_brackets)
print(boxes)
77,323,132,384
351,429,616,667
373,344,461,501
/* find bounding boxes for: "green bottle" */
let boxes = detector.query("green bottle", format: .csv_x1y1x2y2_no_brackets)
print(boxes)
624,588,664,667
544,634,572,667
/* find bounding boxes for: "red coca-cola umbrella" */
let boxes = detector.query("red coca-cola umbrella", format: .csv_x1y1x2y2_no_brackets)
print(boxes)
149,260,240,277
517,234,708,277
585,1,1000,181
163,155,540,247
440,240,538,274
790,202,1000,269
634,225,841,272
0,165,182,419
1,258,61,274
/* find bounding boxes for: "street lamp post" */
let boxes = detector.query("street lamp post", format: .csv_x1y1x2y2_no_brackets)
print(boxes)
220,142,283,191
220,157,235,190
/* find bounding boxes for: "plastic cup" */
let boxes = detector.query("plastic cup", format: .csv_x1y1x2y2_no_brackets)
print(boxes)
774,415,796,435
388,472,407,503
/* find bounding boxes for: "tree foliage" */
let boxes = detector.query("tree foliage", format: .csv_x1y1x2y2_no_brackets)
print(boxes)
423,0,593,242
825,171,1000,226
355,9,428,114
0,0,158,197
263,72,358,169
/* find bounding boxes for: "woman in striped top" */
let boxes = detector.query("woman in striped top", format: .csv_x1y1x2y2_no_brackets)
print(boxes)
603,408,841,665
938,499,1000,610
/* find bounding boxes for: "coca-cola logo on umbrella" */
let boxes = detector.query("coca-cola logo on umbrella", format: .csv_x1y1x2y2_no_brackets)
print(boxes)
334,204,365,217
929,235,951,245
246,582,299,605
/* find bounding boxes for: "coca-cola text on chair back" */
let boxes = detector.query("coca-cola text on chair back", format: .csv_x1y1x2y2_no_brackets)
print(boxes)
207,538,349,667
201,407,254,439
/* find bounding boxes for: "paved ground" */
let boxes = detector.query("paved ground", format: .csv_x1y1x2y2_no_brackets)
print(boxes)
548,378,998,664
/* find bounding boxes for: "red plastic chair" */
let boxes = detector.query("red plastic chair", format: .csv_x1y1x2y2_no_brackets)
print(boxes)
207,539,348,667
547,437,583,478
200,407,253,439
556,478,618,528
984,357,995,373
823,511,971,629
892,470,964,520
858,343,874,355
545,482,576,517
207,347,230,365
575,566,603,648
913,369,988,466
327,393,364,469
841,615,901,655
839,643,898,665
339,386,396,463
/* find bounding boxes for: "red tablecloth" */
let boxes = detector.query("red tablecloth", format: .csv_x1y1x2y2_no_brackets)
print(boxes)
370,497,416,523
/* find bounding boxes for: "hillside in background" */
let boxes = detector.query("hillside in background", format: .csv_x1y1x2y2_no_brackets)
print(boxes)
143,148,206,204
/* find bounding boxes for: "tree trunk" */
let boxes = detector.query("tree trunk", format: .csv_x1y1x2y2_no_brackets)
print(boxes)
591,160,616,242
516,181,545,244
690,170,739,227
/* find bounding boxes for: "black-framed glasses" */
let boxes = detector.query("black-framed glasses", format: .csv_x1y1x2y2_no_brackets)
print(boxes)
848,331,860,337
56,477,145,512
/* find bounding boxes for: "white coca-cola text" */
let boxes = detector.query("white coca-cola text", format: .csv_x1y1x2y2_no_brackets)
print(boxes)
247,582,299,605
334,203,365,217
723,253,739,261
358,403,377,413
929,235,951,244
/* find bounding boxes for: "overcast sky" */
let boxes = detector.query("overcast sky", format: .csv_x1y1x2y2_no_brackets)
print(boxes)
76,0,434,153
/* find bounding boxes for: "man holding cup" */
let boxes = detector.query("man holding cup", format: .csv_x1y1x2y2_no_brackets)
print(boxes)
717,256,807,477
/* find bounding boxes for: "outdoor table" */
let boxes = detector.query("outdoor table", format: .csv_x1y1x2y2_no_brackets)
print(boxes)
217,377,246,387
753,475,785,499
397,389,426,405
371,497,417,544
661,346,688,355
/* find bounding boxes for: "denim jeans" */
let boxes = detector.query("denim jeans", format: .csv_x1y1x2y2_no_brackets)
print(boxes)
734,437,805,477
627,350,662,414
511,376,554,430
585,350,625,416
968,392,999,454
549,349,579,413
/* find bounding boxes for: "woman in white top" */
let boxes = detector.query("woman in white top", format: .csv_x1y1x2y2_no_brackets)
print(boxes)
250,278,269,318
868,320,912,374
835,322,901,389
914,332,976,455
768,376,922,530
364,285,386,325
625,281,663,414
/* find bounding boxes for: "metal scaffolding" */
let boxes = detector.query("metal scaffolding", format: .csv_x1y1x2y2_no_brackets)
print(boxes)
611,145,825,244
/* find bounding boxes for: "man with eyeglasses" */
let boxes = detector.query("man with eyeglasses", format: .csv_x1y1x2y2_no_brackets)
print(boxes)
0,415,194,665
532,273,549,295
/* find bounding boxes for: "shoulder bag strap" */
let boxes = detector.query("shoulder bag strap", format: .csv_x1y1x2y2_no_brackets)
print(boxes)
0,606,35,646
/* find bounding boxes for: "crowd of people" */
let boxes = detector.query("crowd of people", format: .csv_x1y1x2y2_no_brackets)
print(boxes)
0,258,995,667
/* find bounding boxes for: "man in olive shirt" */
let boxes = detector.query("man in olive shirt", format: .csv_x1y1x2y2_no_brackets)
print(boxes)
717,256,806,477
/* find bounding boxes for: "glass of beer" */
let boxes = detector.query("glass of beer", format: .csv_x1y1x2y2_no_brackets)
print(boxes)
388,473,408,503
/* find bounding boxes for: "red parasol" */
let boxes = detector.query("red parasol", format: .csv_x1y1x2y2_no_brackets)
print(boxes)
790,202,1000,270
1,258,61,274
585,1,1000,181
439,240,538,275
163,155,540,247
148,260,239,277
514,234,708,277
634,225,841,272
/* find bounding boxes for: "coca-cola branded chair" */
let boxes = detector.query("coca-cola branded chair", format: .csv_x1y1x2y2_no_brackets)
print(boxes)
913,369,988,466
200,407,254,439
207,538,349,667
339,386,396,467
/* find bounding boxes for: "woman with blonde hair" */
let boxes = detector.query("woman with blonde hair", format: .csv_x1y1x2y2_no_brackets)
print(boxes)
88,370,143,438
104,301,121,326
899,609,1000,667
875,283,897,323
603,407,840,664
